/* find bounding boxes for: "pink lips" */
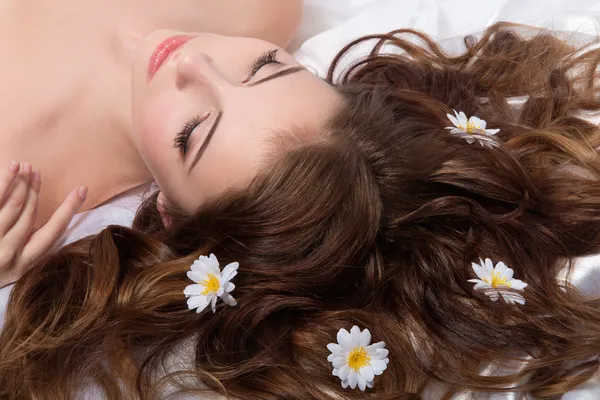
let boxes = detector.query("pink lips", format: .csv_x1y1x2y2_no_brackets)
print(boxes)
147,34,193,82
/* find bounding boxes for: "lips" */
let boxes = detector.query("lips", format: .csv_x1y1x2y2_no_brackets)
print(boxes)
147,34,193,82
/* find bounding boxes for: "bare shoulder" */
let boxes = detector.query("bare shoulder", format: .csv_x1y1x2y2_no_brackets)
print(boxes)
198,0,303,48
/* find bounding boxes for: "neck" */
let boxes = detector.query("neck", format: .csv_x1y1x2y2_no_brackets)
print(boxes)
29,2,155,212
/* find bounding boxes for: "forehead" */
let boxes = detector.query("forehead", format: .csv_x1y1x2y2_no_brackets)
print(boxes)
183,70,341,210
246,70,339,127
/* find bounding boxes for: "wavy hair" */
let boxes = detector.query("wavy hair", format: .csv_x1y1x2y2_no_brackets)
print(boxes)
3,23,600,399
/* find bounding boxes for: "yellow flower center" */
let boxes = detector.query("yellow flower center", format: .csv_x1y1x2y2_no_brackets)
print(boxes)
347,347,371,371
199,273,220,295
484,272,512,288
459,121,480,134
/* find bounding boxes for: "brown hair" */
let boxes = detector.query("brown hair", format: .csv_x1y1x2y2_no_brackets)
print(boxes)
3,22,600,399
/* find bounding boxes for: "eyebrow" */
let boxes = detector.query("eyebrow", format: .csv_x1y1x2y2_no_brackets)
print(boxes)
247,66,305,86
189,111,223,173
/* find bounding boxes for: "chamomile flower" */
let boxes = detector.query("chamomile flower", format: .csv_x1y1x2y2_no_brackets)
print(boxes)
327,326,389,391
445,110,500,147
183,254,238,313
468,258,528,305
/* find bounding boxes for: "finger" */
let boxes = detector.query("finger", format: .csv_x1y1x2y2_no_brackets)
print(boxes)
21,185,87,263
31,170,41,193
0,161,20,204
0,164,31,237
4,178,39,250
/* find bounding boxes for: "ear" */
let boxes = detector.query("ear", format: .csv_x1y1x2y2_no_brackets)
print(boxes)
157,192,173,229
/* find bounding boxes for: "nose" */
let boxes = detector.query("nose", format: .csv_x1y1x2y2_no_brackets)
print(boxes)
175,52,227,90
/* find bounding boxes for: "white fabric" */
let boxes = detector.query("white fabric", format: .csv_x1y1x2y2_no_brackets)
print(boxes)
292,0,600,77
2,0,600,397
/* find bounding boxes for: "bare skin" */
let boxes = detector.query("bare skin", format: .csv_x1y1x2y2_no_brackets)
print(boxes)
0,0,303,226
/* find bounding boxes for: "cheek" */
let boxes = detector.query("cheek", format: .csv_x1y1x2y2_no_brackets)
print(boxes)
134,97,176,175
133,96,192,207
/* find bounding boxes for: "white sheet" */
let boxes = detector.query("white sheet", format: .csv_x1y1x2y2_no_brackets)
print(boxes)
293,0,600,76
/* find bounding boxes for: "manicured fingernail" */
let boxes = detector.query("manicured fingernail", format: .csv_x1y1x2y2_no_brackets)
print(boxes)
32,171,40,183
78,186,88,200
8,161,18,173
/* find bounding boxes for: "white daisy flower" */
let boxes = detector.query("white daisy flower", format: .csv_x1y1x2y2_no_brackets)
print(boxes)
445,110,500,148
327,326,389,391
468,258,528,305
183,254,238,313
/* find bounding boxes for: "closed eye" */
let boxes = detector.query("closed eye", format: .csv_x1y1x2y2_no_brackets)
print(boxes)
243,49,281,83
173,112,211,157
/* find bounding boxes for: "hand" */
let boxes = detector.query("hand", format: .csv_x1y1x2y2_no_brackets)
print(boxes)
0,161,87,288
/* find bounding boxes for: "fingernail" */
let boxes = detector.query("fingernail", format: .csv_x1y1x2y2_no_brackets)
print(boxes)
22,162,31,173
32,171,40,183
8,161,18,173
77,186,88,200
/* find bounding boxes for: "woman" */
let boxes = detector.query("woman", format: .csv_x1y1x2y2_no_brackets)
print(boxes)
0,0,303,226
3,22,600,399
0,0,310,284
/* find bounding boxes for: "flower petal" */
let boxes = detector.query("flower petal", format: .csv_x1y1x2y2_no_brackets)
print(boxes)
337,328,352,350
357,374,367,391
485,290,500,302
360,366,375,382
183,284,205,297
447,112,460,127
371,359,388,375
500,291,526,305
338,365,350,380
469,280,492,291
370,341,386,350
485,128,500,135
208,254,221,275
510,279,528,290
350,326,362,345
503,266,514,281
341,379,349,389
360,328,372,347
186,270,204,284
189,258,205,272
484,258,495,274
187,295,209,313
327,343,341,354
221,262,239,282
210,295,218,313
220,292,237,307
348,370,358,389
494,261,507,278
366,380,374,389
194,255,213,273
374,348,389,359
332,356,346,368
222,282,235,293
469,116,483,127
471,262,488,281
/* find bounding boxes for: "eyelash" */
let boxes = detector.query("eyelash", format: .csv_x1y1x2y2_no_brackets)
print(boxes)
173,49,281,156
245,49,281,81
173,115,203,156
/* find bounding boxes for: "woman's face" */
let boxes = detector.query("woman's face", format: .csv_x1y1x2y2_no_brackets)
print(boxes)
130,30,341,218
